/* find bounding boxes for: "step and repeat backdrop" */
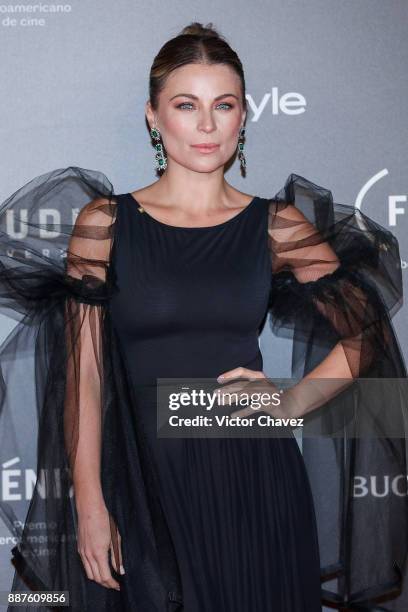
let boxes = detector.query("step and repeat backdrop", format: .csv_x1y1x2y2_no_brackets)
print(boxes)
0,1,407,610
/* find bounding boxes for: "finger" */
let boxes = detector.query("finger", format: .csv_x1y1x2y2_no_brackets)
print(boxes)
218,393,236,406
109,543,117,573
217,367,245,382
88,556,103,585
231,406,255,418
248,370,267,379
117,529,125,575
110,540,125,576
79,553,95,581
217,368,265,382
216,382,246,405
216,376,268,405
96,552,121,590
110,521,120,572
109,515,125,575
218,382,246,393
110,525,125,576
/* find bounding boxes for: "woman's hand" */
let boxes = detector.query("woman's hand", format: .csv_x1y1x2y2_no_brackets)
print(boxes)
76,500,125,590
216,367,286,418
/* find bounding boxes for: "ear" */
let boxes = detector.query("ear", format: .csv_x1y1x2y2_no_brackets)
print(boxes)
145,100,155,130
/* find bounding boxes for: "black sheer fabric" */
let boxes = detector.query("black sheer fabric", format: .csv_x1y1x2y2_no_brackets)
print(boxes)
267,174,408,609
0,167,182,611
0,167,407,611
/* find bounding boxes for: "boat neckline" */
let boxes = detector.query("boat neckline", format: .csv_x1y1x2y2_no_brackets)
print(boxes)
125,192,260,230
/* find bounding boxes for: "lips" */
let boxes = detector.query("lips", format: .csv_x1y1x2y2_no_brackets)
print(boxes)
191,144,220,152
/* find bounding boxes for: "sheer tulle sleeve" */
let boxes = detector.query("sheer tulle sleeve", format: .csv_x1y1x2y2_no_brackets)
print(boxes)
0,167,182,611
267,173,408,609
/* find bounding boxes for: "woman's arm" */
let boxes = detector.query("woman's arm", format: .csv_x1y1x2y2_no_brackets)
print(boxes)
64,197,123,588
64,198,111,500
64,299,105,510
267,199,390,418
277,342,356,418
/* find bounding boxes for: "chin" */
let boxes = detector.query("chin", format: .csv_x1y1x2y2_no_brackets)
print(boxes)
174,156,225,173
191,163,225,173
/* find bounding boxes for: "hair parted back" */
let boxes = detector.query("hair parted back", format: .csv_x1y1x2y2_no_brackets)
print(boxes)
149,21,247,112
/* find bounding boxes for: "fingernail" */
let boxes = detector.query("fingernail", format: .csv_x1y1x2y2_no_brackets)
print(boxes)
217,375,224,382
120,564,125,575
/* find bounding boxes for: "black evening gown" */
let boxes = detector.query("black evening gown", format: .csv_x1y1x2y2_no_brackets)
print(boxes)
0,167,407,612
106,191,322,611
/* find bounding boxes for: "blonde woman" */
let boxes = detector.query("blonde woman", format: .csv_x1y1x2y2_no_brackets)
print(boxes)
1,21,407,612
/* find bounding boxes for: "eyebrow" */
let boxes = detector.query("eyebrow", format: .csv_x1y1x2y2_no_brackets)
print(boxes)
169,93,239,101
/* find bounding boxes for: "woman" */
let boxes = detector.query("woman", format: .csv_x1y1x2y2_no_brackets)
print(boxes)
1,21,407,612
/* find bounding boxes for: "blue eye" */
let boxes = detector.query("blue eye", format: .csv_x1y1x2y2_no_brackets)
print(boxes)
176,102,194,110
176,102,234,110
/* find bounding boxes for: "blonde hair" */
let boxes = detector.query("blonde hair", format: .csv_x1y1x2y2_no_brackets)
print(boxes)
149,21,247,111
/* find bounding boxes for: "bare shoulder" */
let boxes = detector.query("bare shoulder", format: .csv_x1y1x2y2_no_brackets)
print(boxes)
75,196,116,228
129,183,159,207
222,184,256,208
224,187,257,208
269,199,310,222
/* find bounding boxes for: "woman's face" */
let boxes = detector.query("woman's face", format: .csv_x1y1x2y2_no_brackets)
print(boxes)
146,63,246,173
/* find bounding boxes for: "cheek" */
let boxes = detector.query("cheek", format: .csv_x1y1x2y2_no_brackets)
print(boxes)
219,116,242,150
225,112,242,131
161,112,193,139
163,127,193,154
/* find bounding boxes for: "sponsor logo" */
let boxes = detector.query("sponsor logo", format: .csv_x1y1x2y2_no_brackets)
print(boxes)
246,88,306,121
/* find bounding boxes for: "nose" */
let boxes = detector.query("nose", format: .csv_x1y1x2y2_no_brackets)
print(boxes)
197,108,217,133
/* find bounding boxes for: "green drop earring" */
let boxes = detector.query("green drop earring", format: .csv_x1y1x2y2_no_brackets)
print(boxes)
150,126,167,172
238,126,246,175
